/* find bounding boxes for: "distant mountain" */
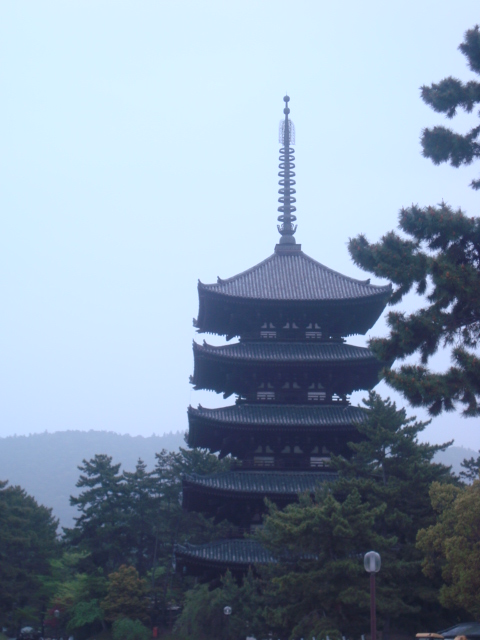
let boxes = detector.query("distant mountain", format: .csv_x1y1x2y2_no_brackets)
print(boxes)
0,430,186,529
0,431,475,530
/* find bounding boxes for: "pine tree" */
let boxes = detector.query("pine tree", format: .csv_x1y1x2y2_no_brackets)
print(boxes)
333,393,455,634
122,459,160,576
459,450,480,480
66,454,126,572
0,481,58,627
348,27,480,417
421,26,480,189
253,393,456,639
349,203,480,416
255,487,394,639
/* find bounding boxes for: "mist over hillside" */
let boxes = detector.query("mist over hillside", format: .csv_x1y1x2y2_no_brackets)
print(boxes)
0,430,186,528
0,430,475,529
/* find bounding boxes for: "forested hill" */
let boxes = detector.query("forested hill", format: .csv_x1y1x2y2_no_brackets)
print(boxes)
0,430,186,529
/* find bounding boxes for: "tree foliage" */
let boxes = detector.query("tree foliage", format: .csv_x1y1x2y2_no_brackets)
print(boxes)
421,26,480,189
112,618,151,640
349,203,480,416
0,481,59,628
175,570,264,640
349,27,480,417
460,449,480,480
61,447,230,632
101,565,150,624
417,480,480,618
253,393,455,639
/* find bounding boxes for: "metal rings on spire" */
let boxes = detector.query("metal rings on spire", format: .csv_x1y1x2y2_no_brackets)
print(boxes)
277,95,297,244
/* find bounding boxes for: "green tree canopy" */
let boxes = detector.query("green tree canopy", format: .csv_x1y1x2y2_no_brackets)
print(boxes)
349,203,480,417
421,26,480,189
175,570,264,640
349,26,480,418
417,480,480,619
254,393,455,639
0,481,59,629
101,565,150,624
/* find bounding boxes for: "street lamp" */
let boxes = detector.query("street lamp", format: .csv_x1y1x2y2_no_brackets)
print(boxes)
54,609,60,640
223,606,232,640
364,551,381,640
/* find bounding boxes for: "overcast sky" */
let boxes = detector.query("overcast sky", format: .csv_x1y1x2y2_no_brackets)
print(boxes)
1,1,480,450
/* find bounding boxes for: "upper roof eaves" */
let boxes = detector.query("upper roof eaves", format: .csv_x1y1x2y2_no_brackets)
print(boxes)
198,251,391,302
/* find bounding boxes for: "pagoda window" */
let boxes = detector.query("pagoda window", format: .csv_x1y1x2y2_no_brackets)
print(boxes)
305,322,322,340
281,445,291,454
311,446,319,454
282,322,300,329
257,382,275,401
257,391,275,400
265,445,274,453
293,445,303,454
253,455,275,468
254,445,263,453
310,456,330,468
322,445,330,454
260,322,276,339
308,383,326,402
282,382,290,389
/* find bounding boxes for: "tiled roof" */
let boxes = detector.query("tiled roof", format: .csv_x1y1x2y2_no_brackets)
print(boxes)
183,470,337,494
199,251,391,302
175,539,275,565
194,340,377,363
189,403,367,428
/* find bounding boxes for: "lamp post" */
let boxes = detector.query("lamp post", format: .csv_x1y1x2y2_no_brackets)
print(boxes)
54,609,60,640
223,606,232,640
364,551,381,640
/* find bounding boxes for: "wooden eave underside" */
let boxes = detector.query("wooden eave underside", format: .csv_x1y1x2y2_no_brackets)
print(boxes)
195,289,390,338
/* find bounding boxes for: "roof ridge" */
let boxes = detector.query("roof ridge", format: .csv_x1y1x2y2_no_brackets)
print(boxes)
298,251,389,289
199,253,277,288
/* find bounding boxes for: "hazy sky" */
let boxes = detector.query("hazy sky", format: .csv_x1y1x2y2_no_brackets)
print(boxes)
2,1,480,450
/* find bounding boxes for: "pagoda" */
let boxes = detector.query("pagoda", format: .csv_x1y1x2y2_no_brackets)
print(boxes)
175,96,391,580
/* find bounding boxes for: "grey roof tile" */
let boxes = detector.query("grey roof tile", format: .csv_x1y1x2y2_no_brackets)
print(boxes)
175,539,275,565
183,470,337,494
189,403,367,428
194,340,377,363
199,251,391,302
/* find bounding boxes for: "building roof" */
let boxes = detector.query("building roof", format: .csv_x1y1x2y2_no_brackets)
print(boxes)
199,251,391,302
189,403,367,429
194,340,378,364
183,470,337,495
175,539,275,566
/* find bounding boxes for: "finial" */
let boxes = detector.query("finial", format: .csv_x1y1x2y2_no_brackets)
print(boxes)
277,95,297,244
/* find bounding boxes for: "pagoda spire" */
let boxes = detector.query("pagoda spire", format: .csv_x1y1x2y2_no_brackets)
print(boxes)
277,95,297,244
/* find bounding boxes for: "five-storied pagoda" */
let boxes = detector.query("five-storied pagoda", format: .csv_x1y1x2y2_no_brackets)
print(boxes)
175,96,391,580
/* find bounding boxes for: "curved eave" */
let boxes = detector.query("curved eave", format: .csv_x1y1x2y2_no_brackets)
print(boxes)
186,404,366,451
174,540,275,570
191,341,388,396
188,403,367,426
182,471,337,500
195,282,391,338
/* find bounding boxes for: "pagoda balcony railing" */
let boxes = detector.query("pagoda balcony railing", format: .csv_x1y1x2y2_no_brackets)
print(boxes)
232,457,332,471
248,393,350,404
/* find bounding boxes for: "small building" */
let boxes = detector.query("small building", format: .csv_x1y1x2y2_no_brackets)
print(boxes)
175,96,391,579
